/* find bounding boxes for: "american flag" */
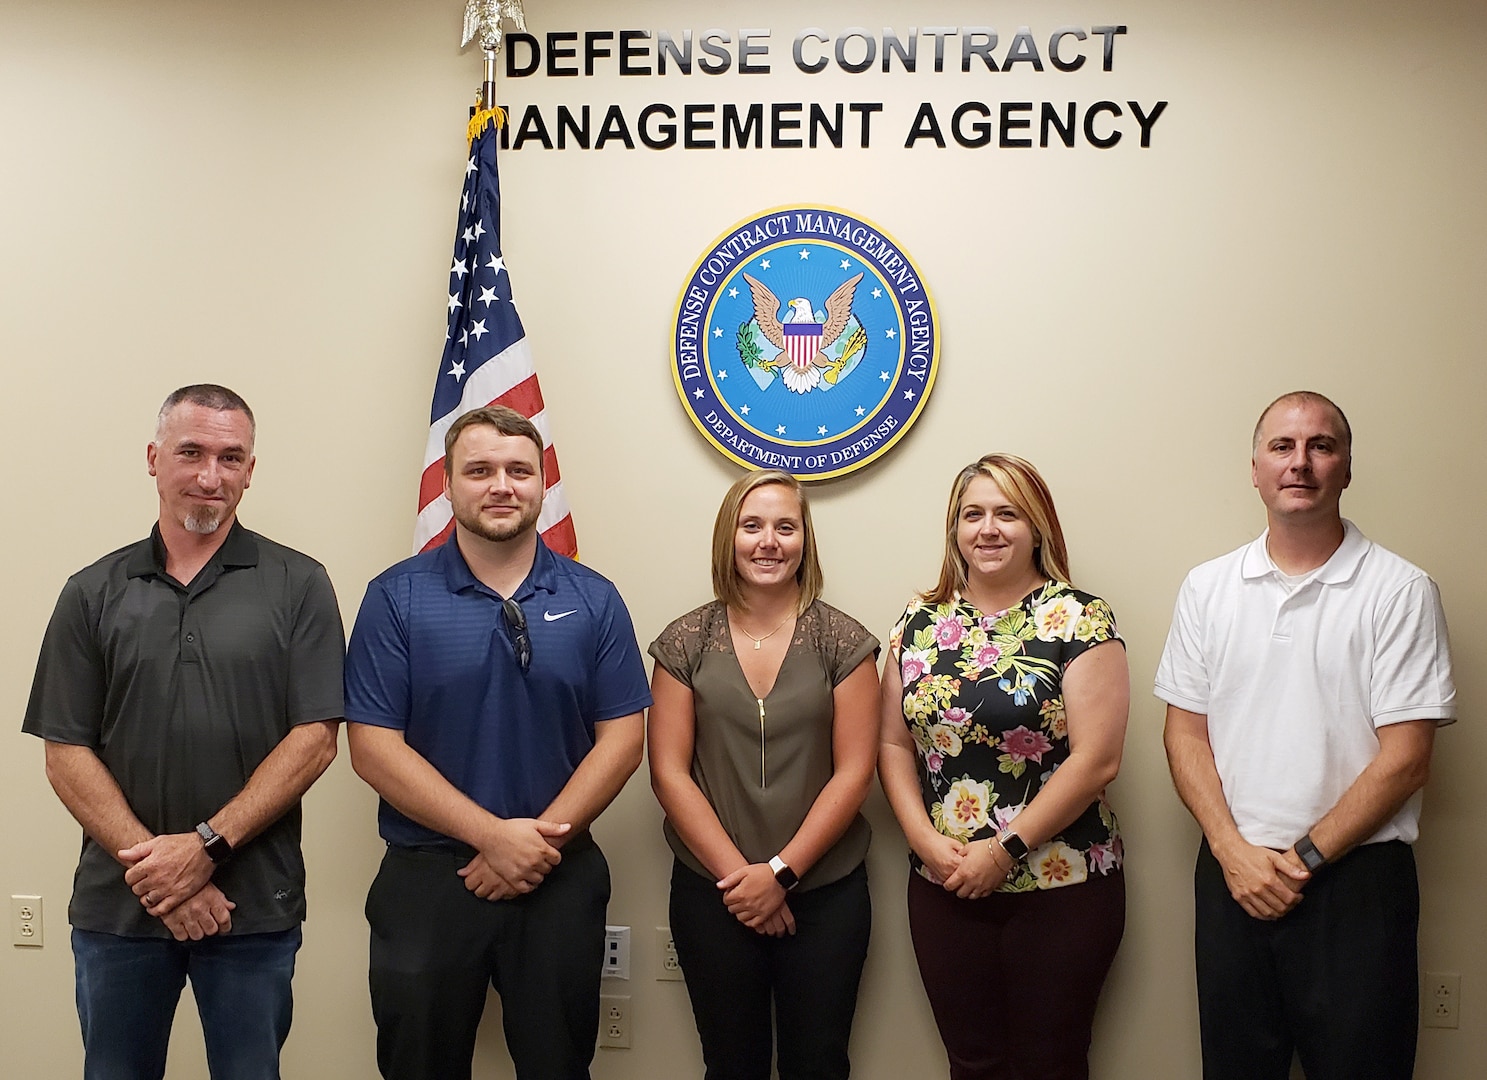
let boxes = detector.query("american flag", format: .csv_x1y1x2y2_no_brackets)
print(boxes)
413,111,577,557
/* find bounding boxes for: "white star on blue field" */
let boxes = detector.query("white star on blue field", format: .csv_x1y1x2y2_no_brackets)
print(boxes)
704,241,904,442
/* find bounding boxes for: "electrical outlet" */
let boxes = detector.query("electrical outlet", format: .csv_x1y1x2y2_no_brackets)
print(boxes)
1424,972,1461,1029
11,895,43,948
602,925,630,980
598,994,631,1048
656,926,683,982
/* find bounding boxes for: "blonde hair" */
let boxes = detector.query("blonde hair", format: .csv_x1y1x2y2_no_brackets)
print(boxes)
922,454,1072,605
710,471,822,616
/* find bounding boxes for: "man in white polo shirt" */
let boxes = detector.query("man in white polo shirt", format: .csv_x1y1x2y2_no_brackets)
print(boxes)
1156,390,1455,1080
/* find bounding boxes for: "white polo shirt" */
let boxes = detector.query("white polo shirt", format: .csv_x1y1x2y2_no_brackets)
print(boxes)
1155,520,1455,849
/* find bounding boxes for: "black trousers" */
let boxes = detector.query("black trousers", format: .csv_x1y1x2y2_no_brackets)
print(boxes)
907,869,1125,1080
366,840,610,1080
669,859,872,1080
1195,839,1420,1080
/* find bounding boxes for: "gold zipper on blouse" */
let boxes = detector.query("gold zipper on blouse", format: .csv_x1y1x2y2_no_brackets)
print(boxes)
758,697,767,789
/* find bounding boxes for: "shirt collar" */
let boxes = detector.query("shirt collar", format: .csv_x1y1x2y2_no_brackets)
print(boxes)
126,519,258,579
1240,519,1370,585
438,530,558,599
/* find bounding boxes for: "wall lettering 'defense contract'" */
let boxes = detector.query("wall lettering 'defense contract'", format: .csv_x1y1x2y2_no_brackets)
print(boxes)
672,206,939,480
495,24,1168,151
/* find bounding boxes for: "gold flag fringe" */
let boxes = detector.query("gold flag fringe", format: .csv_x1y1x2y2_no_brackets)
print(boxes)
468,98,507,148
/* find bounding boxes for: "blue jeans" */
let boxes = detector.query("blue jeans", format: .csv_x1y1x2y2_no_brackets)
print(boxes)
72,926,301,1080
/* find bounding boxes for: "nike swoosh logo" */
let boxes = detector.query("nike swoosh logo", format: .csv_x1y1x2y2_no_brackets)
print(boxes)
544,610,578,622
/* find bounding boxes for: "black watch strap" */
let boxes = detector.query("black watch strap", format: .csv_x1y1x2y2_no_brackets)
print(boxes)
1294,833,1327,872
196,821,233,863
768,855,800,892
997,831,1029,862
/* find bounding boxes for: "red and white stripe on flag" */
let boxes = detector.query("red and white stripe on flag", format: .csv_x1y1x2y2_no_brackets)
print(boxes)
783,323,822,366
412,335,578,557
415,109,577,560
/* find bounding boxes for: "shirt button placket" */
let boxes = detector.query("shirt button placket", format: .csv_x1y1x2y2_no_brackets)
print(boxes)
1271,582,1293,642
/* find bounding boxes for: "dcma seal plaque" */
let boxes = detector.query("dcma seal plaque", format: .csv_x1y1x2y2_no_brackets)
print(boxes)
672,206,939,480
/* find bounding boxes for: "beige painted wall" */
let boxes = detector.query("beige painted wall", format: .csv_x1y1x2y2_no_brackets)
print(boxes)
3,1,1483,1076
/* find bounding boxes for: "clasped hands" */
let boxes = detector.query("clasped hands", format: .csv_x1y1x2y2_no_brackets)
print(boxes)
918,832,1016,900
1216,839,1311,921
119,833,234,941
457,817,572,900
716,863,795,938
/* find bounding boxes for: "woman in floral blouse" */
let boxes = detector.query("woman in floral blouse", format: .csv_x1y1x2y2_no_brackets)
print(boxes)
649,470,880,1080
878,453,1129,1080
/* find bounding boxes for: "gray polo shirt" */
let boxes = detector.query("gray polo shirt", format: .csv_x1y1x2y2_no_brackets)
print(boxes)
23,522,344,937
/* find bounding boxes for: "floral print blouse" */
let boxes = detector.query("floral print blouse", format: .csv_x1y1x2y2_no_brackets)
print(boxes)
891,582,1124,892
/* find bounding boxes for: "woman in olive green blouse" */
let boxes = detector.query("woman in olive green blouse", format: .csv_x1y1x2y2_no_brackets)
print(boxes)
648,469,880,1080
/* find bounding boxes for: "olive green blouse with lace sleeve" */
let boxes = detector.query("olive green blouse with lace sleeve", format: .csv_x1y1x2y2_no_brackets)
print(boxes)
649,599,879,891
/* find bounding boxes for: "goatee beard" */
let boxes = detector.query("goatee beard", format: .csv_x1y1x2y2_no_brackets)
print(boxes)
183,507,224,534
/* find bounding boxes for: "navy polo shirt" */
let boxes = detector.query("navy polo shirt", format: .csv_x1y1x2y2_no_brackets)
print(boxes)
344,535,652,848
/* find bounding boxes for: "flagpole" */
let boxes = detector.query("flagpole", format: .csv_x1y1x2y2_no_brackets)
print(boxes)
482,49,498,111
463,1,527,111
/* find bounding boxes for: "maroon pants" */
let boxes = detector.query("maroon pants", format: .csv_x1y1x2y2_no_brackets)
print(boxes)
907,869,1125,1080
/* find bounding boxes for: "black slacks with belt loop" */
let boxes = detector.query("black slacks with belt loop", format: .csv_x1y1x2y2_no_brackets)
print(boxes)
366,836,609,1080
1194,838,1420,1080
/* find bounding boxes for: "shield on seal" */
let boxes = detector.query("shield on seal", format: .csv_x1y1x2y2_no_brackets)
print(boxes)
782,322,823,367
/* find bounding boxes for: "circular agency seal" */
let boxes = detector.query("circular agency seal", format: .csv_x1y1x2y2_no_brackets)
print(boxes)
671,205,939,480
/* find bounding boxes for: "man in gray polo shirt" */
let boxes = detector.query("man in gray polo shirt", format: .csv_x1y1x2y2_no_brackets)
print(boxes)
23,384,344,1080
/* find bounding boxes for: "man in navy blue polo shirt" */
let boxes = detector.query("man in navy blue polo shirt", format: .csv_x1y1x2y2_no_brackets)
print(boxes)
345,404,650,1080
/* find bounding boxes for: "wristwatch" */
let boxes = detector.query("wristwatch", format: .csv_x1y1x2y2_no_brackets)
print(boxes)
768,855,800,892
996,831,1029,863
196,821,233,863
1294,833,1327,872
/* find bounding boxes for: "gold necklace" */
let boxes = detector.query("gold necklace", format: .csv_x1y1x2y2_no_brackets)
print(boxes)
732,611,793,650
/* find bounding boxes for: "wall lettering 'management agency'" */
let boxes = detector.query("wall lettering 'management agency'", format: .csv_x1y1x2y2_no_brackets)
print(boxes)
494,24,1169,152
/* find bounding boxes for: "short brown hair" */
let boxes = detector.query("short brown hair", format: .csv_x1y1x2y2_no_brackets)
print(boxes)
443,405,544,476
710,471,823,616
923,454,1072,605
